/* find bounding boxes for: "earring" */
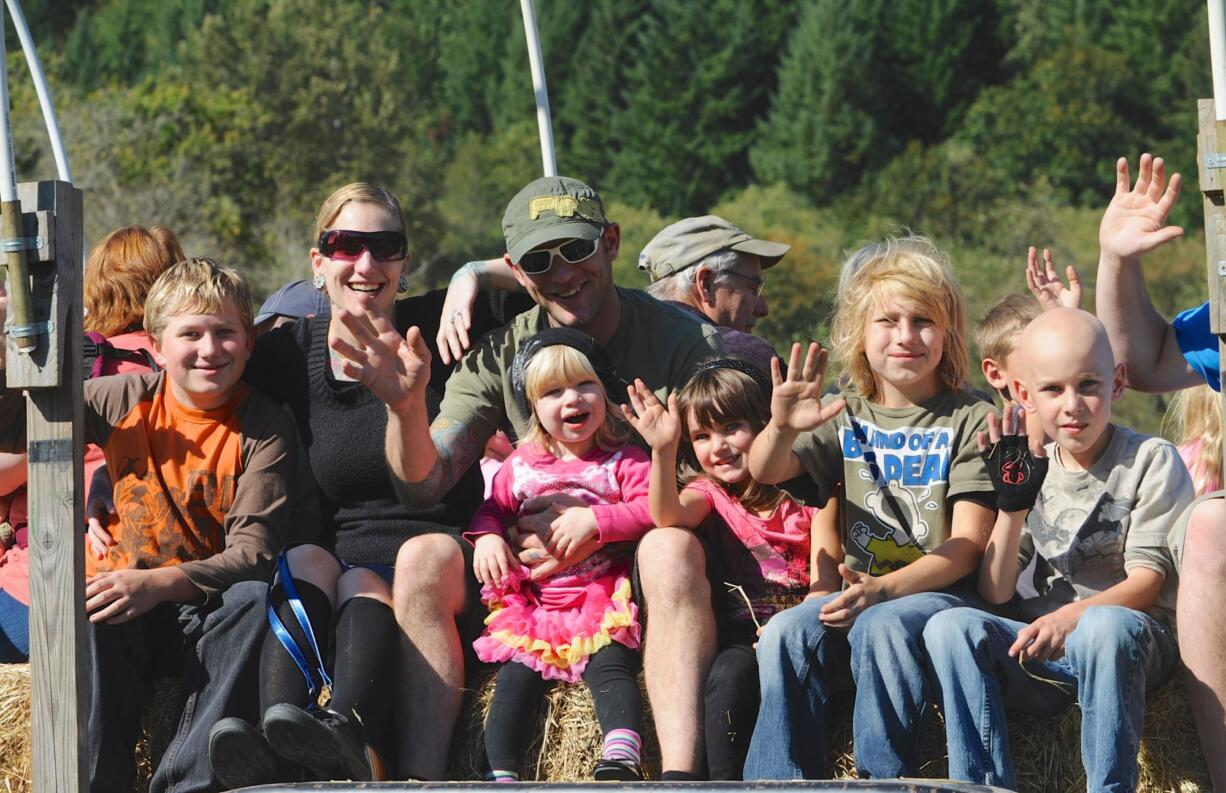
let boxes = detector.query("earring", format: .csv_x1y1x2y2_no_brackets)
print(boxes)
398,274,410,292
312,273,326,290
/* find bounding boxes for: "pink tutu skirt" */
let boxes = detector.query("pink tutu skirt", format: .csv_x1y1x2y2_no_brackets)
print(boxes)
473,563,640,682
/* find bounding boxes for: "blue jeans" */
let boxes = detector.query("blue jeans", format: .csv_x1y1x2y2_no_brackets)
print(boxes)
924,605,1178,792
849,589,983,778
743,593,852,779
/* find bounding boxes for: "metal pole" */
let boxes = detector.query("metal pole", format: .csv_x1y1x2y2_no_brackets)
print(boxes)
519,0,557,177
5,0,70,183
0,2,36,353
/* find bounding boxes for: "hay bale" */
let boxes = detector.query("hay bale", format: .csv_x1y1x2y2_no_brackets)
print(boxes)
450,669,1209,790
448,669,663,781
0,664,181,793
813,681,1207,792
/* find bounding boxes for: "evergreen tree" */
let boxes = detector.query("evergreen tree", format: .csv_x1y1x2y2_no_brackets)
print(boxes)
750,0,889,200
553,0,648,185
434,0,519,139
606,0,789,215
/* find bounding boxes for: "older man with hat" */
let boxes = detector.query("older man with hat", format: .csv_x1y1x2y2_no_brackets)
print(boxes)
639,216,788,370
335,175,727,780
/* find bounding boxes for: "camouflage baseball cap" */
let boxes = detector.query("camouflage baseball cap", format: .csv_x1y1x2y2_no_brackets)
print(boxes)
502,176,608,265
638,215,790,281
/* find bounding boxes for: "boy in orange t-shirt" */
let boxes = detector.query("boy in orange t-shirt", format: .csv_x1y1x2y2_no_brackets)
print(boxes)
0,258,299,792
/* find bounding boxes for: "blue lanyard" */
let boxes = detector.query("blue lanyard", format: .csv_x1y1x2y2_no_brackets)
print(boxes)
266,550,333,709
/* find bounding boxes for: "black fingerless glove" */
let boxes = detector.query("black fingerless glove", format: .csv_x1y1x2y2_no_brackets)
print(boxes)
980,434,1048,513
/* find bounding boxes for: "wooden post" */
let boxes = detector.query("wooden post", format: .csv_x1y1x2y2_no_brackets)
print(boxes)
4,180,86,793
1196,99,1226,496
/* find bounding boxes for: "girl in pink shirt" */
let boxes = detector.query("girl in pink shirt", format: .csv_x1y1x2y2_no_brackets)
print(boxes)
466,329,651,782
624,359,841,779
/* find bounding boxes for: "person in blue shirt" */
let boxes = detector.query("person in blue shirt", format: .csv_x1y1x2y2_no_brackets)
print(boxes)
1094,153,1224,788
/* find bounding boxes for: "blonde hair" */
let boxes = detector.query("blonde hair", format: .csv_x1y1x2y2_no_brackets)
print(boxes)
829,235,969,402
143,257,254,340
314,182,406,240
523,345,628,454
677,366,788,513
83,225,186,336
975,292,1042,366
1165,384,1223,496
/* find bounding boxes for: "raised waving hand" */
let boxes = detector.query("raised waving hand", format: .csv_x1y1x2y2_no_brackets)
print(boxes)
769,342,845,433
1098,153,1184,262
1025,246,1082,311
330,305,431,416
621,380,682,453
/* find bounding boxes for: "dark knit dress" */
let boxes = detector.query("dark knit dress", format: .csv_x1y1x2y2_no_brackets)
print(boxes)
245,288,532,564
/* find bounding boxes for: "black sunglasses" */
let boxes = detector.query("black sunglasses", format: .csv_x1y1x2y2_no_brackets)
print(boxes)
517,234,602,275
317,229,408,262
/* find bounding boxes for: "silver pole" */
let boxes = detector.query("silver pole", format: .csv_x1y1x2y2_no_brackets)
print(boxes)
4,0,69,182
519,0,557,177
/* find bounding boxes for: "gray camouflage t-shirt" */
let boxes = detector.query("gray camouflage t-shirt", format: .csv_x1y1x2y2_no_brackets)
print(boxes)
1012,425,1193,626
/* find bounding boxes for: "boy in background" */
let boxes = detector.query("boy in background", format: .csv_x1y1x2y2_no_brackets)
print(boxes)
0,258,299,793
923,307,1193,791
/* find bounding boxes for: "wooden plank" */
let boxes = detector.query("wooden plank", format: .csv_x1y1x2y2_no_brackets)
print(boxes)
17,181,87,793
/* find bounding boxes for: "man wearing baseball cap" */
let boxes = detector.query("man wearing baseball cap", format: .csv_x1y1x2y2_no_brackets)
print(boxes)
640,215,787,332
333,175,724,780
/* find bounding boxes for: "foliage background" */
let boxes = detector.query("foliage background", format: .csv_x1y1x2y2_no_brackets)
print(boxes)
9,0,1216,434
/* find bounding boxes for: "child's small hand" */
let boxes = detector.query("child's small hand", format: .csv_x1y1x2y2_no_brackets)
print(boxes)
86,517,116,561
819,564,888,628
1009,606,1079,662
473,533,518,588
621,380,681,451
977,405,1048,513
769,343,845,433
1025,246,1082,311
547,506,599,560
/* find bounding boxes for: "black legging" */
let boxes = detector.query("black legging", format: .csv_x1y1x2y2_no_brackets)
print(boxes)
484,642,643,776
704,643,760,780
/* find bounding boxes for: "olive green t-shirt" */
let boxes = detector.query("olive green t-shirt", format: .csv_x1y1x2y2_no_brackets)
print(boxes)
437,287,725,445
792,386,994,576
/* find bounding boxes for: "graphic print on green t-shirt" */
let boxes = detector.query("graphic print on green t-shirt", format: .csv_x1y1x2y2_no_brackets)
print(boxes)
793,389,993,577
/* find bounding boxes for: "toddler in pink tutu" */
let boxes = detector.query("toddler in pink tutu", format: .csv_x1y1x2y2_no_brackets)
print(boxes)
465,328,652,782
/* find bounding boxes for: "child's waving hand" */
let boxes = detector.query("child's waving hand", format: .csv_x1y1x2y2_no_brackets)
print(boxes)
769,342,845,433
621,379,681,451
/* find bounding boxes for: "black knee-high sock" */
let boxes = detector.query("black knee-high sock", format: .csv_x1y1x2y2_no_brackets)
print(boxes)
329,597,397,739
259,580,333,713
484,662,552,777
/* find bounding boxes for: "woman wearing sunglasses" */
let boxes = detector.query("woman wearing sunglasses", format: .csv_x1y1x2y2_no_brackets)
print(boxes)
206,183,530,786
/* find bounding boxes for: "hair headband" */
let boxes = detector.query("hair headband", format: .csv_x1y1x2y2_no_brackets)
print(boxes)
691,357,773,398
511,327,626,410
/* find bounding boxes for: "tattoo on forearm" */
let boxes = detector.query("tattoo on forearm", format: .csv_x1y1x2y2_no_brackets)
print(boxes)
395,416,488,506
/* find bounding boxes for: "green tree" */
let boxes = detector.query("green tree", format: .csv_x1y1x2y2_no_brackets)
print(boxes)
752,0,1006,202
553,0,648,183
606,0,790,214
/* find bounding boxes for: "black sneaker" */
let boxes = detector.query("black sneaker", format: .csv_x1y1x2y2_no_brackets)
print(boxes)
593,758,645,781
208,717,290,789
262,703,378,781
